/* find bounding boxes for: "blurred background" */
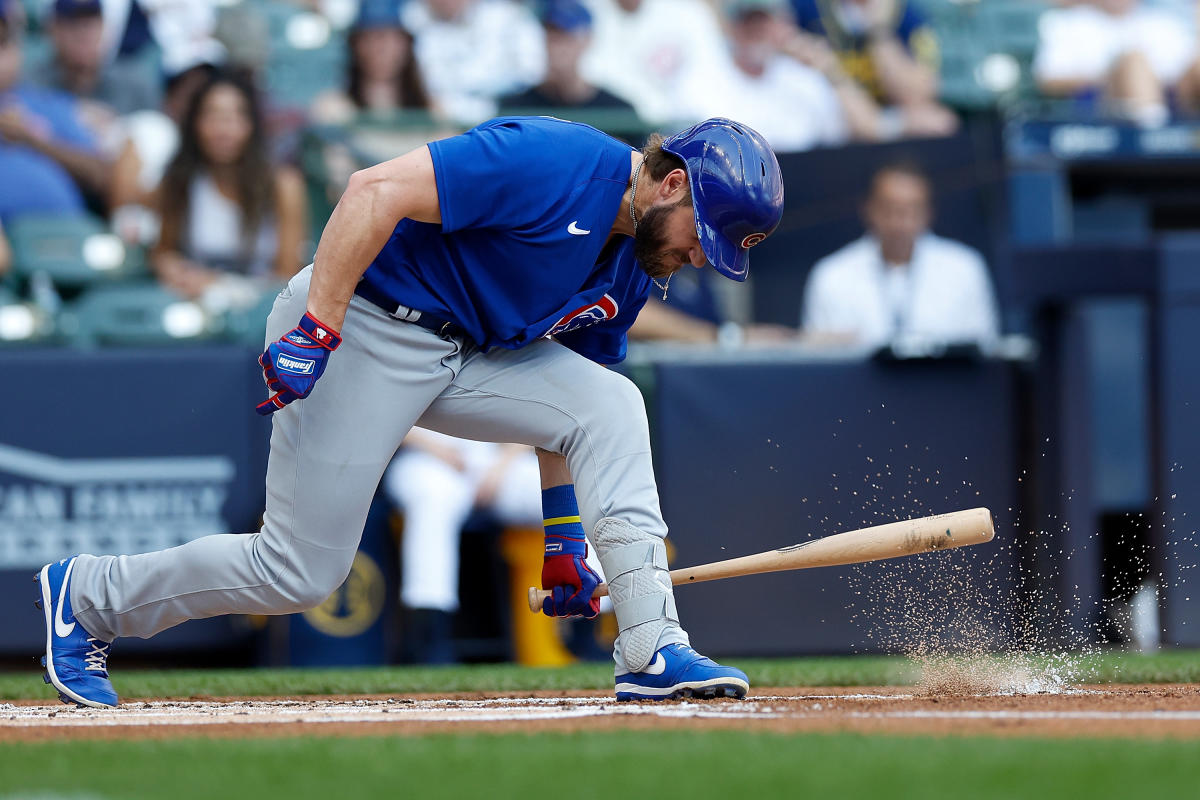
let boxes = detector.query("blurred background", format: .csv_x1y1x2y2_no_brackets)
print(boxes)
0,0,1197,671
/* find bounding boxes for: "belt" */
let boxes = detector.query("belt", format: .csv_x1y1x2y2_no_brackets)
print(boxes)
354,282,468,340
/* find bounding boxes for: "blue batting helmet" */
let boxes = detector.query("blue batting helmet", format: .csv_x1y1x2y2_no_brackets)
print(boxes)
661,118,784,282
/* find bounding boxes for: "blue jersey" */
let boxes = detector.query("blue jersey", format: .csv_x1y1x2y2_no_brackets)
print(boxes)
0,85,97,225
360,117,652,365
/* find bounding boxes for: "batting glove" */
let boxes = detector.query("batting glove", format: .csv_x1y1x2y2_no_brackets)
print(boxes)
256,312,341,416
541,533,601,619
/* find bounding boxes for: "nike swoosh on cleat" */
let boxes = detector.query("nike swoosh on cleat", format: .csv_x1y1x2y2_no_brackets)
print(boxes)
567,221,590,235
54,560,76,638
643,652,666,675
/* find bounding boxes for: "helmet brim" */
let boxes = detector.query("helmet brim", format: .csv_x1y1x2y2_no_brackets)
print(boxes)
696,208,750,282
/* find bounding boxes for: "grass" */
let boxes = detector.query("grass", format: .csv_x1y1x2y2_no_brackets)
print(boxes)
3,649,1200,702
5,652,1199,798
1,731,1198,800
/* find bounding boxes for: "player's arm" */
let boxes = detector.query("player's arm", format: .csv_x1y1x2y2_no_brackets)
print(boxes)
306,145,442,331
535,448,601,618
255,146,441,416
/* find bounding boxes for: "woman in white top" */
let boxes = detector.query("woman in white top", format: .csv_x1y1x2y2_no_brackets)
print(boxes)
152,69,307,300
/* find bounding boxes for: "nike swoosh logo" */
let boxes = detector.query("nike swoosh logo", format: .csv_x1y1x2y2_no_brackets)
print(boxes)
54,559,76,638
567,221,590,235
643,652,666,675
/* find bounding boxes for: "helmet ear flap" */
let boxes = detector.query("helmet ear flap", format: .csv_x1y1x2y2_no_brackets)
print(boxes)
660,118,784,282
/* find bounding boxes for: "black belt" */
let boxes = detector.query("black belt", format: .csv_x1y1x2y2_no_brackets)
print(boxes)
354,282,468,340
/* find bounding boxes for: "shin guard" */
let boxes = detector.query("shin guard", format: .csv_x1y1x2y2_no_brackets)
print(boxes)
593,517,683,672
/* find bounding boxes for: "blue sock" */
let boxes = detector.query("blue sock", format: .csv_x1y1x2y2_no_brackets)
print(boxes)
542,484,587,551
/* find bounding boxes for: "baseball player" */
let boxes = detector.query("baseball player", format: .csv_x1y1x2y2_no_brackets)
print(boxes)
35,115,784,708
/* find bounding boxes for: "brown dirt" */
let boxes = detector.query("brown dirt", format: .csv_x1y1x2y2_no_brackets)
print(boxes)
3,685,1200,741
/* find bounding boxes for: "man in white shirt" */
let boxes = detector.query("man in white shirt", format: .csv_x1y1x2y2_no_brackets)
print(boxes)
579,0,733,126
695,0,849,152
801,162,999,350
402,0,545,125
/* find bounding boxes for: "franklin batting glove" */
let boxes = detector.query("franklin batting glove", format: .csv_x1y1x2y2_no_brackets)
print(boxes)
256,312,341,416
542,532,602,619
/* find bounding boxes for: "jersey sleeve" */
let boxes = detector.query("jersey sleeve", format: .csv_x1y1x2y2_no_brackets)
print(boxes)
555,291,649,365
790,0,823,33
898,4,940,69
427,119,561,233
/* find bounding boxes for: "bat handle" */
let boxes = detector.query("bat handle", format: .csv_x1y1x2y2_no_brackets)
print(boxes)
526,583,611,613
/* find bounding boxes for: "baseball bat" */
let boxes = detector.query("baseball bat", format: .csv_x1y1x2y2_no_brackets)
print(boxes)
527,507,994,613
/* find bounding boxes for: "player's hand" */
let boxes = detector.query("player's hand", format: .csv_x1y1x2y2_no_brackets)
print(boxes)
256,312,341,416
541,532,601,619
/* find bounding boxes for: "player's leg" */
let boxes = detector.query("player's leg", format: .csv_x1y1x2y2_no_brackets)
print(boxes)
43,270,459,706
416,338,747,700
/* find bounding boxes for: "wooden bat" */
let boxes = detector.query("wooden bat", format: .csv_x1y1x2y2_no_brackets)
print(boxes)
527,507,994,612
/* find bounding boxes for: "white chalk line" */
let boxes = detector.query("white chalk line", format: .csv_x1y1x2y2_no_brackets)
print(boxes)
3,695,1199,728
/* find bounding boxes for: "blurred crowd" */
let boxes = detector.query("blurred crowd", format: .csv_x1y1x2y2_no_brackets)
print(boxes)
1,0,1197,333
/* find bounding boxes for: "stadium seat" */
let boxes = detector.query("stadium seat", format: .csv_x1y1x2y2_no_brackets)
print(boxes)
8,214,148,290
63,282,220,347
261,2,349,110
223,286,283,347
930,0,1048,110
0,286,57,345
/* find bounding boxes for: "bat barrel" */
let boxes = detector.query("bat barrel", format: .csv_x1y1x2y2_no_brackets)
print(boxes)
525,507,994,613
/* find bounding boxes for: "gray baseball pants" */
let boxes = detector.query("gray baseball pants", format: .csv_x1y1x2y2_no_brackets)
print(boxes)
68,266,687,672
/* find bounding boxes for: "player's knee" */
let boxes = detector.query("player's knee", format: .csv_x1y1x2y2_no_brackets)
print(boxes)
273,555,356,612
594,372,649,431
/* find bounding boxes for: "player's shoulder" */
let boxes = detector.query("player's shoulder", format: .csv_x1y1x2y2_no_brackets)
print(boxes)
457,116,631,170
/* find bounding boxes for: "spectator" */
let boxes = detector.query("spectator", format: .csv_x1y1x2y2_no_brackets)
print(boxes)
25,0,161,129
382,431,544,663
0,2,111,224
693,0,874,152
109,45,226,243
499,0,635,114
310,0,433,125
629,267,797,346
1035,0,1199,126
151,70,307,308
790,0,957,139
801,162,999,350
401,0,545,125
579,0,732,126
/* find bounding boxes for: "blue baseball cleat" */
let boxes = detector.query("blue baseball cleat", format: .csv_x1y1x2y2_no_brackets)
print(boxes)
615,643,749,701
35,557,118,709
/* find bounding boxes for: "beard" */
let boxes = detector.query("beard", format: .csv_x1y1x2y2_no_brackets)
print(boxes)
634,202,684,280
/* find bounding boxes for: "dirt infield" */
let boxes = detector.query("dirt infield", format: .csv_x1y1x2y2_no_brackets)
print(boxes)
3,685,1200,741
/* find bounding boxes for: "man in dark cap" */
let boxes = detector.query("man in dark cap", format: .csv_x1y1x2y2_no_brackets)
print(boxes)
26,0,160,119
0,1,110,223
500,0,635,113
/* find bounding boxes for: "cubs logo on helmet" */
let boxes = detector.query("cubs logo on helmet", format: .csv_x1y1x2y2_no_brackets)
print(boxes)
547,294,619,337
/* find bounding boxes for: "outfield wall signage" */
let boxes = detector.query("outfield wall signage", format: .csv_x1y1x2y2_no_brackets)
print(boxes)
0,442,236,569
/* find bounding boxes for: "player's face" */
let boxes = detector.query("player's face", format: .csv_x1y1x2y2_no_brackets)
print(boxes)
634,199,707,280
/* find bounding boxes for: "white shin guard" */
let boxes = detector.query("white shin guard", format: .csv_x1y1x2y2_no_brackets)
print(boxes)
593,517,684,672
